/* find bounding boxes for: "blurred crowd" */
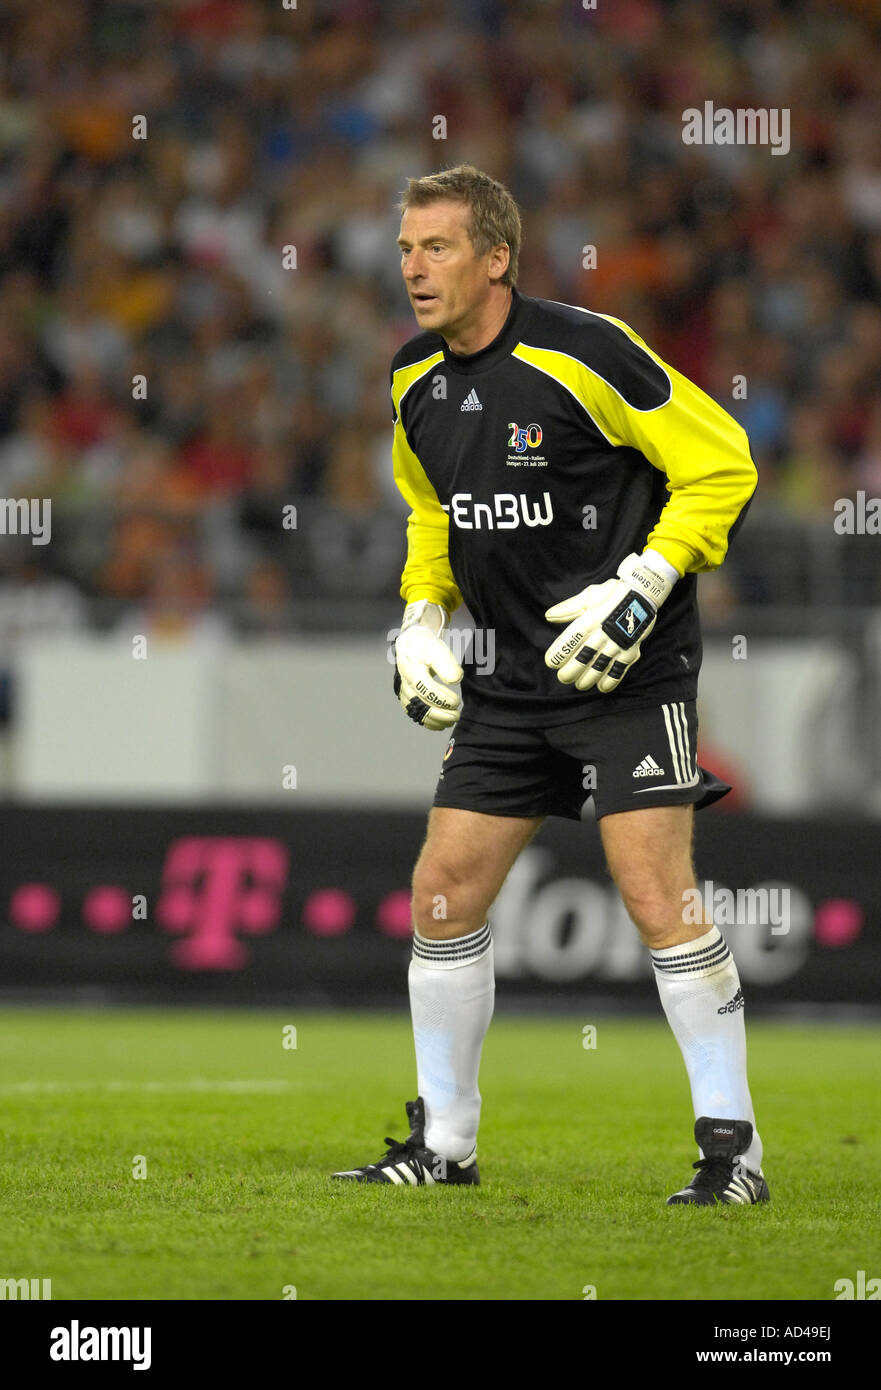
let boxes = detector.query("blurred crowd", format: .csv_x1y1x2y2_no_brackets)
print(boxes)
0,0,880,652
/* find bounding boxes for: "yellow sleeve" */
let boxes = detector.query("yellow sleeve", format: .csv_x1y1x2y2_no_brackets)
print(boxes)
392,414,463,614
585,318,758,575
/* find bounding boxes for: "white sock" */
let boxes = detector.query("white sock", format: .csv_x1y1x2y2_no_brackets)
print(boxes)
408,921,494,1162
651,926,763,1171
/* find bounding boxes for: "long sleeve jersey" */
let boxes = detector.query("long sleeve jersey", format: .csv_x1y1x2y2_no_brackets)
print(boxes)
390,289,757,727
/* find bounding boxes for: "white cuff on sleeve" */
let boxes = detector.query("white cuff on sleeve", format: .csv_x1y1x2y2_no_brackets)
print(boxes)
641,549,681,586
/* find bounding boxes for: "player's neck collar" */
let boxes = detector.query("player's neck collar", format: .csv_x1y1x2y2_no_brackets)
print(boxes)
441,289,526,374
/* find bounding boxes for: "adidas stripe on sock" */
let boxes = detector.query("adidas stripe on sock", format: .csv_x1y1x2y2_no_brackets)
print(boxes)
411,920,491,969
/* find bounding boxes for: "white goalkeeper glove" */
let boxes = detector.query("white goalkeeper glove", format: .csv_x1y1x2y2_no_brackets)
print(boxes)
544,550,678,694
393,600,463,730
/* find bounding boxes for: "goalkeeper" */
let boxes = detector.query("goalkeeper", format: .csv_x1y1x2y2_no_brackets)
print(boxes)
333,165,766,1207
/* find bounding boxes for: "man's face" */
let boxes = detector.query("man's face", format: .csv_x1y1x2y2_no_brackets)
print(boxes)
397,200,505,340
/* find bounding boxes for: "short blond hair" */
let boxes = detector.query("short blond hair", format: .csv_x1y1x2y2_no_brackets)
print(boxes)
398,164,521,287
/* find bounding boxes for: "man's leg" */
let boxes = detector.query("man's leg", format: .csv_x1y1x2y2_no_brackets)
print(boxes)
599,803,763,1173
408,806,542,1160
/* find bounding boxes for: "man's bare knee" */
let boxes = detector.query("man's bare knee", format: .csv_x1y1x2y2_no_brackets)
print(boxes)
412,855,478,939
410,809,543,942
600,805,705,948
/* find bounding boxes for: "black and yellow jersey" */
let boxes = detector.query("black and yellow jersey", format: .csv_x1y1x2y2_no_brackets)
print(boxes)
390,289,756,727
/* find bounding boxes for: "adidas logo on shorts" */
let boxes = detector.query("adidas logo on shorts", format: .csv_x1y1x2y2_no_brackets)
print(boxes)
632,754,665,778
460,389,483,411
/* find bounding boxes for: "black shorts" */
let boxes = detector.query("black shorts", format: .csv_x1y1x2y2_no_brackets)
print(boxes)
433,698,730,821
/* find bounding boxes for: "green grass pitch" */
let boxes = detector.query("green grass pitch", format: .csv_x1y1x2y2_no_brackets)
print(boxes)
0,1008,877,1301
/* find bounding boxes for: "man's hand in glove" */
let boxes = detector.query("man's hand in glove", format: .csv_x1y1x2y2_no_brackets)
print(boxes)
544,550,679,694
394,600,463,729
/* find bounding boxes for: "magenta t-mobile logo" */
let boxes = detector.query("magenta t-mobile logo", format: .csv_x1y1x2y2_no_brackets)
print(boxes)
156,837,289,970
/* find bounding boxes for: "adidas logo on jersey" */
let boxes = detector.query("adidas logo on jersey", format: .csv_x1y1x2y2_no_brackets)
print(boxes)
632,754,665,778
460,389,483,411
